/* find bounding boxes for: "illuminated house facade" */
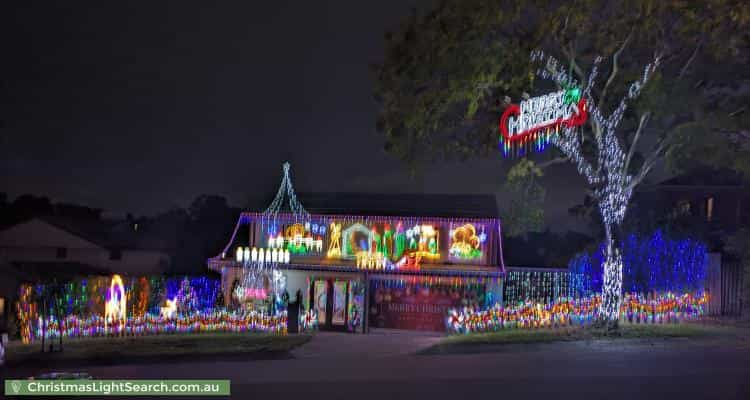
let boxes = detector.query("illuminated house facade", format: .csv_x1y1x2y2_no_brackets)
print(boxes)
208,163,505,332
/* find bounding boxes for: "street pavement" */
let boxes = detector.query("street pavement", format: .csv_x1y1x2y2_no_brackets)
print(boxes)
3,329,750,399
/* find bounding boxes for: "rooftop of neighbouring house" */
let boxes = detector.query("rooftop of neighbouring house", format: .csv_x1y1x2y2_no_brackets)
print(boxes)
0,216,175,252
292,192,500,219
656,167,745,187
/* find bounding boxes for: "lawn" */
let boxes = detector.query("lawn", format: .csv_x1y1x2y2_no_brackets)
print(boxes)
421,323,746,355
4,333,311,367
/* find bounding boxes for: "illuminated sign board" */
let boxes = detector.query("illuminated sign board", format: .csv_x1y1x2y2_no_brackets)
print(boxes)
499,88,587,156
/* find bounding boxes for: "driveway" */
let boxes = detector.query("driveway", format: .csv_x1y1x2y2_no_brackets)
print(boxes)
292,329,442,359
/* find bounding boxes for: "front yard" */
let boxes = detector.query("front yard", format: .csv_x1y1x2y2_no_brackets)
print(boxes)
422,322,750,354
4,333,311,367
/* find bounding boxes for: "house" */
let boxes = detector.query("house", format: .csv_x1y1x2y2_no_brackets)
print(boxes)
208,164,504,333
0,217,172,276
0,217,172,334
632,168,748,246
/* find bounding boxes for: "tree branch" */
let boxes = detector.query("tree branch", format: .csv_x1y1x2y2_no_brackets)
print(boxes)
623,112,651,174
537,157,568,169
560,44,587,84
729,107,746,118
599,30,633,110
627,137,668,191
678,39,703,79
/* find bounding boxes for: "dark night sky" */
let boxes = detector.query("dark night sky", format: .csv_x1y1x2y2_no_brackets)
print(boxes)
2,1,593,231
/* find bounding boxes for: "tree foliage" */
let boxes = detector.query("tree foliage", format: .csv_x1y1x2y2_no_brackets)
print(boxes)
502,159,545,237
374,0,750,189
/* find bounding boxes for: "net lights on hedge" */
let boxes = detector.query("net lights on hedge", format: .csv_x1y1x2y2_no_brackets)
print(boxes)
30,310,288,341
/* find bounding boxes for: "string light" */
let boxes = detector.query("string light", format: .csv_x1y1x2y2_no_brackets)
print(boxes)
504,270,572,306
499,88,588,157
29,310,287,341
17,276,226,344
104,275,127,333
529,49,661,322
449,223,486,260
300,309,318,332
263,162,309,219
568,230,708,295
447,292,708,334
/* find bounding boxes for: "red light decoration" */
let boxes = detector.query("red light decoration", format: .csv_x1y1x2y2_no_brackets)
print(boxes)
499,89,588,157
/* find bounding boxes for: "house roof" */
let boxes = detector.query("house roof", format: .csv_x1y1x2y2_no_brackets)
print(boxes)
7,261,110,280
657,168,744,187
294,192,499,219
4,217,173,252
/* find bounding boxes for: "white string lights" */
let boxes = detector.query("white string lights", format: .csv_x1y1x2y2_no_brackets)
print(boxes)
533,50,661,322
263,162,309,219
237,162,308,306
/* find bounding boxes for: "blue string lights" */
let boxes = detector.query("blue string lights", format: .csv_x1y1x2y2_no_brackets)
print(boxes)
568,230,708,296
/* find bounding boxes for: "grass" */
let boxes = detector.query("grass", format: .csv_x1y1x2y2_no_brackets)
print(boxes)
4,333,311,367
421,323,745,355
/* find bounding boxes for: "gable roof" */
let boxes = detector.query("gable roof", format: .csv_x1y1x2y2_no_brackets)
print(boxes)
295,192,499,219
0,218,104,250
657,167,744,187
0,217,172,251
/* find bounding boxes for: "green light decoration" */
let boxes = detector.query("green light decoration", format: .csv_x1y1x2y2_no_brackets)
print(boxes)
563,87,581,105
373,230,383,254
343,238,353,257
393,223,406,260
286,242,308,255
451,247,483,259
382,225,393,258
428,237,437,254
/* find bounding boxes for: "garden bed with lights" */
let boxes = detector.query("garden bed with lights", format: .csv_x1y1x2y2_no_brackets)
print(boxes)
15,275,290,345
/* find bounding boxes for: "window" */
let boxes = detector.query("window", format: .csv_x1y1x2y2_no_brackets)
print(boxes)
678,200,691,215
56,247,67,259
109,249,122,260
706,197,714,222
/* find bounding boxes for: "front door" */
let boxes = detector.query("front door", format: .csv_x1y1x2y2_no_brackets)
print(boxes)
311,279,350,331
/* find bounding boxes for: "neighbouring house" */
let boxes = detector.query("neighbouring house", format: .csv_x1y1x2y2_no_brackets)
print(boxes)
632,168,749,246
632,168,748,316
0,217,172,334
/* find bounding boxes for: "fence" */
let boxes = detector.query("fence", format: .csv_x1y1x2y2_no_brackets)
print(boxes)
508,252,744,317
706,253,744,316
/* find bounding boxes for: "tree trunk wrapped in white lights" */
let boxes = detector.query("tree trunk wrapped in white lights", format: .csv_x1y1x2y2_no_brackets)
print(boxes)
532,49,663,326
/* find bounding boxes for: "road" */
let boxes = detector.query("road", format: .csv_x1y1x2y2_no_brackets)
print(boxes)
3,330,750,399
